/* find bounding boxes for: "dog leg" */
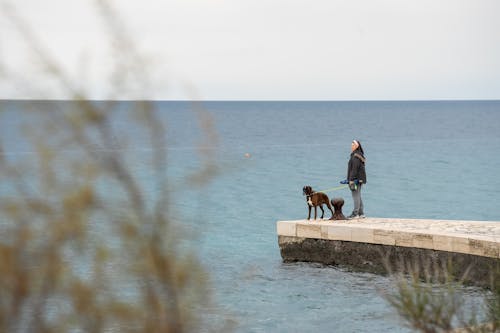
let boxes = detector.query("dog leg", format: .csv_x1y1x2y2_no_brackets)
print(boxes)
319,205,324,219
314,206,317,220
326,201,334,220
307,206,311,220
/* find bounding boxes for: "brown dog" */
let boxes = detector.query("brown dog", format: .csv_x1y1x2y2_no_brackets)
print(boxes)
330,197,346,220
302,186,334,220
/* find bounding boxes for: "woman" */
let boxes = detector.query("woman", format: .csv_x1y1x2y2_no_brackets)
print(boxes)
346,140,366,219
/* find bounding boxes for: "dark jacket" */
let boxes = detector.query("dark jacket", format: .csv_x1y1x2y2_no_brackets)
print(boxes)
347,149,367,184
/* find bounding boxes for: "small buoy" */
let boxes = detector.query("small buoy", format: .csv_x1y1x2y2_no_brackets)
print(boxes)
244,153,251,158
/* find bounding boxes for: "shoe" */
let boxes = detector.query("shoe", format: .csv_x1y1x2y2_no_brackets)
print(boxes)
359,214,366,219
347,213,359,219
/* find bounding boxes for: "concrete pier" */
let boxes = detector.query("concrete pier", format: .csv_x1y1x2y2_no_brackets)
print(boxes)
277,218,500,286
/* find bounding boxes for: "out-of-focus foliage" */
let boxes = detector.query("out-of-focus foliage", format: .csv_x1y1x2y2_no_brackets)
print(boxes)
385,258,500,333
0,1,221,332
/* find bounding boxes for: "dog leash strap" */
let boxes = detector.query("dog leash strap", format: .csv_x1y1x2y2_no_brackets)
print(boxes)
316,184,349,193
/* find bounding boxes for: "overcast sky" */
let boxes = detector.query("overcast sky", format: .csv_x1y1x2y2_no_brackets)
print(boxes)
1,0,499,100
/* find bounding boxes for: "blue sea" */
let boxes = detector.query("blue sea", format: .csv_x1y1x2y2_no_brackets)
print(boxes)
1,100,499,332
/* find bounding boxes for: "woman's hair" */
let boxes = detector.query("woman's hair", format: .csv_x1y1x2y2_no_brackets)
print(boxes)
354,140,364,154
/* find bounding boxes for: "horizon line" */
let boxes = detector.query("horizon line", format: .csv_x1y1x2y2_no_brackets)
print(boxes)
1,98,500,103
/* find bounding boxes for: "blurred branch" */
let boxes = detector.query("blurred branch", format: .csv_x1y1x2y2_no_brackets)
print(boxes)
384,257,500,333
0,1,85,99
0,1,225,332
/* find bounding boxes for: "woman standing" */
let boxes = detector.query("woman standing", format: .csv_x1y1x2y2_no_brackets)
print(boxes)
346,140,367,219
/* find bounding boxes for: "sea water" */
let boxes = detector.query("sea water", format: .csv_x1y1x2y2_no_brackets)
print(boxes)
1,100,499,332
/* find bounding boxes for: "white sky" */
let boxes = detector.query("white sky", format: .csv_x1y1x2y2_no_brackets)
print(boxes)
0,0,499,100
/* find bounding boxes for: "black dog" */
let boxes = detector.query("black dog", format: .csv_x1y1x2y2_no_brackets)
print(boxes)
302,186,334,220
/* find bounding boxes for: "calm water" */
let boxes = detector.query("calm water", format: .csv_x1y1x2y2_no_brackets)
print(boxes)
1,100,499,332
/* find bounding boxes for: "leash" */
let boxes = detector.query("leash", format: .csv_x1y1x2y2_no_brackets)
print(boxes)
315,184,349,193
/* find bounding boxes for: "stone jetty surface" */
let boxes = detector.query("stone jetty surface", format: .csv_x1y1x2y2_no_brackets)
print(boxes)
277,218,500,286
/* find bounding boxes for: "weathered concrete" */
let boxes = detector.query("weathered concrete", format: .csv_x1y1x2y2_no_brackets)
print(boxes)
277,218,500,286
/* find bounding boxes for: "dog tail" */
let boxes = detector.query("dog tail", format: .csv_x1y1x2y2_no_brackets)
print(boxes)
326,198,333,210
